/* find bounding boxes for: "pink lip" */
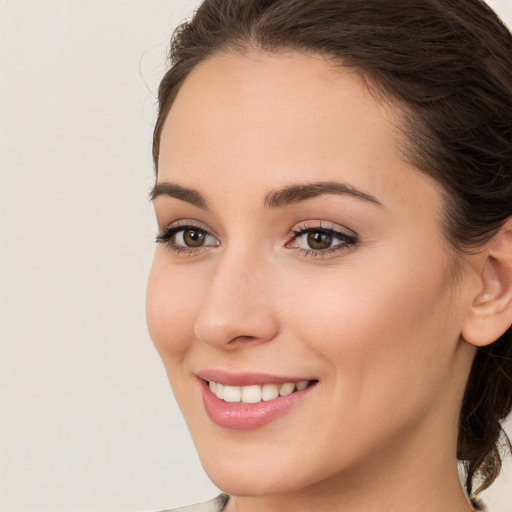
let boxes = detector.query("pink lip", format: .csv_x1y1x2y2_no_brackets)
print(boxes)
199,375,317,431
197,369,314,386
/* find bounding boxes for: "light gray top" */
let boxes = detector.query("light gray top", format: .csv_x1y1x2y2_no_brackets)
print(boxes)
159,492,486,511
160,494,229,512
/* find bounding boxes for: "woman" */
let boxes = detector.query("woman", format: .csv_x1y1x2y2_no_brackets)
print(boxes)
146,1,512,511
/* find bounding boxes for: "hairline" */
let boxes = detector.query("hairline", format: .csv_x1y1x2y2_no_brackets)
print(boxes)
153,44,475,264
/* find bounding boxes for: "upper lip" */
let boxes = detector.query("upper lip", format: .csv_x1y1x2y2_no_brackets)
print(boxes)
197,369,316,387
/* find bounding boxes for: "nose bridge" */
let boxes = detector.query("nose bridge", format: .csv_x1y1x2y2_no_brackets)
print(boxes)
193,245,277,348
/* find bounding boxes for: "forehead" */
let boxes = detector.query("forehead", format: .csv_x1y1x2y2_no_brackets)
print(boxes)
161,50,401,152
158,50,437,213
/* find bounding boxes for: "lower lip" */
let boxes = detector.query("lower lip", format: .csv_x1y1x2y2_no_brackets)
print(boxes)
201,380,316,430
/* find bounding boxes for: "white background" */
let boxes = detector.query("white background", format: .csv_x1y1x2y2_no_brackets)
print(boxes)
1,1,511,511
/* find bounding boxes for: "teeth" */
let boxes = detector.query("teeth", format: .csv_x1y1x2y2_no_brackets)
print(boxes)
296,380,308,391
223,385,241,403
215,383,224,400
208,380,311,404
279,382,295,396
261,383,279,401
241,385,262,404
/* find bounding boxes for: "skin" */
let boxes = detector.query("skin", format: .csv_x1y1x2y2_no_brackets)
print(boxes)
146,51,483,512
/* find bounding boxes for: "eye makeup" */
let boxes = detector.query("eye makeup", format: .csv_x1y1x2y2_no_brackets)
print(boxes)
156,218,358,259
286,221,358,258
155,220,220,255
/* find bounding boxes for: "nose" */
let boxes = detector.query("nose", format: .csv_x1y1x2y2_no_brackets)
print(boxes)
193,251,279,349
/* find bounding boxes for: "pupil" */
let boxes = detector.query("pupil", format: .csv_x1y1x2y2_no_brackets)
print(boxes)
307,231,332,250
184,229,205,247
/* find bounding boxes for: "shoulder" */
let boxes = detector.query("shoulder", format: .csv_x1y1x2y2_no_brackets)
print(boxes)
159,494,230,512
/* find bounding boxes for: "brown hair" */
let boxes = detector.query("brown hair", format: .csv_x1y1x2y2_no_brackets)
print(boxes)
153,0,512,498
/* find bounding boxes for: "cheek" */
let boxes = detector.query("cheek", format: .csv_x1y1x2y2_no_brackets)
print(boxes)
285,249,459,401
146,253,201,364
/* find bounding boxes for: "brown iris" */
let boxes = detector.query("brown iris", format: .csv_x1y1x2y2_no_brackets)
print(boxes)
307,231,333,250
183,228,206,247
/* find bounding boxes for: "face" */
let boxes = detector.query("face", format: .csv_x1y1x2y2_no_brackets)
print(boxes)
147,51,475,499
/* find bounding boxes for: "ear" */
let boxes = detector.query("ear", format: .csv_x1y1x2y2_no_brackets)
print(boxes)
462,219,512,347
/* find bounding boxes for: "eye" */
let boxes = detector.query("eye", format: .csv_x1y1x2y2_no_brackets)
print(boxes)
300,231,336,251
156,223,220,253
175,228,210,248
287,223,357,257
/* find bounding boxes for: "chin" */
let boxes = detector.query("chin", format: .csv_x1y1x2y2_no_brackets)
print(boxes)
196,436,336,499
204,461,304,498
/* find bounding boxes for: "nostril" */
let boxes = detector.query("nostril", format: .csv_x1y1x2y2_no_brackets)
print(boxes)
228,335,259,343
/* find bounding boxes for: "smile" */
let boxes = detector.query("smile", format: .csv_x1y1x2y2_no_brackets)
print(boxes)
200,376,317,430
208,380,311,404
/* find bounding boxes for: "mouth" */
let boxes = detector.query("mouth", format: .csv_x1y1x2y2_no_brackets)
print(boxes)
198,372,318,430
207,379,313,404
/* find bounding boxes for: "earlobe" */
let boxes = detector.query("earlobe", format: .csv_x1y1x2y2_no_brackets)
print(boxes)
462,220,512,347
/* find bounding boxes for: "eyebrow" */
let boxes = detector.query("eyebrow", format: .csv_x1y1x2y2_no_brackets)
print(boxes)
264,181,383,209
150,182,208,209
150,180,383,209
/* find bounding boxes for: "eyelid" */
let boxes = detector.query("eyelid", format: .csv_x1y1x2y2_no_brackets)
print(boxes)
155,218,357,258
286,220,358,257
155,219,220,253
288,220,357,239
158,218,217,236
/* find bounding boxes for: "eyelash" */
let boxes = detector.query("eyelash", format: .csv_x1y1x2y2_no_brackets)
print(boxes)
155,221,358,258
287,222,358,258
155,221,216,255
